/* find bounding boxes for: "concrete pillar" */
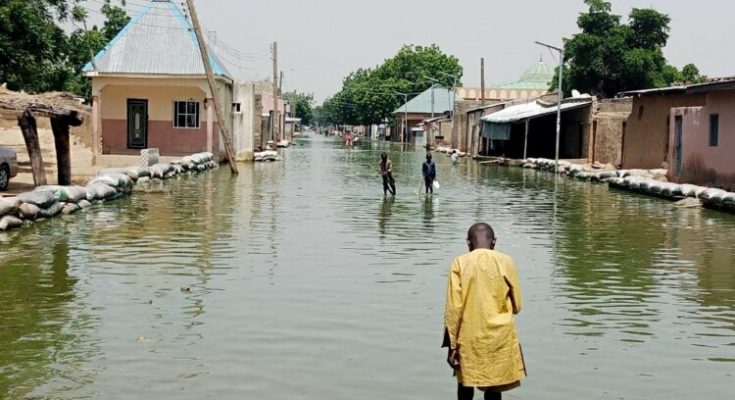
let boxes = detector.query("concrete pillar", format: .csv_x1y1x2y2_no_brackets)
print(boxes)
92,95,100,165
206,97,214,153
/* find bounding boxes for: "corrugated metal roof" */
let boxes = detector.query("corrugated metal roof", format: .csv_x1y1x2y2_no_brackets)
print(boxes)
83,0,231,78
617,86,687,97
392,85,455,114
481,99,592,124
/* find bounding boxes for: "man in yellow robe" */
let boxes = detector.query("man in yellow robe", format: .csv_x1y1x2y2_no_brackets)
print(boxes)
443,223,526,400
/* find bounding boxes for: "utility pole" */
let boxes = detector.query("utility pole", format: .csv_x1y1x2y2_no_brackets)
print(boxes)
535,40,564,173
272,41,279,143
185,0,238,173
480,57,486,104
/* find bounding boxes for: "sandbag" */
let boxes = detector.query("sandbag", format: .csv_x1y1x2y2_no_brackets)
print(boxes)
38,202,62,218
35,185,88,203
0,197,22,217
17,191,57,209
130,165,151,178
599,171,617,180
92,172,133,189
34,185,69,202
0,215,23,231
78,199,92,209
103,167,139,182
149,163,172,179
649,182,664,193
62,203,81,215
679,184,698,198
700,188,728,201
86,182,117,200
137,177,151,184
19,203,41,220
722,193,735,206
624,177,642,191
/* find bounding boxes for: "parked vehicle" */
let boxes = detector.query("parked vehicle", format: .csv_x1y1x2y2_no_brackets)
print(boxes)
0,145,19,191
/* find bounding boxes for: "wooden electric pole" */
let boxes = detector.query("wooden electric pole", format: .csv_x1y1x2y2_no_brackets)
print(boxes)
480,57,486,104
272,41,279,143
185,0,238,174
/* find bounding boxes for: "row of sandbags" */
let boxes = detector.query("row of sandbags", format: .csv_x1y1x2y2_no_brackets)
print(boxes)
520,158,669,183
609,175,735,211
0,152,218,232
517,158,735,213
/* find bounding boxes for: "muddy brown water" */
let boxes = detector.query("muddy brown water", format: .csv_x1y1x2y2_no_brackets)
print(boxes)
1,134,734,399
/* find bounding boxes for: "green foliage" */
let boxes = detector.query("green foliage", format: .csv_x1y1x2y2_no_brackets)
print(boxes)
318,44,462,125
282,91,315,125
557,0,704,98
0,0,75,93
0,0,128,97
65,1,130,98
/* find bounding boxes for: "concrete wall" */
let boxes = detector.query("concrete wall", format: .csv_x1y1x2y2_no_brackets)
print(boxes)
668,91,735,190
92,76,233,157
451,100,485,151
591,98,632,166
621,92,705,169
456,87,547,101
232,82,259,160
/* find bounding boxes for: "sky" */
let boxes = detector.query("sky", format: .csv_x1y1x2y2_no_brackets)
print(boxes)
88,0,735,102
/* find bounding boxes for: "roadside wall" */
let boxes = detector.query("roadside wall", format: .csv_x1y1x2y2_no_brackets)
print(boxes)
669,91,735,190
591,97,632,166
622,92,705,169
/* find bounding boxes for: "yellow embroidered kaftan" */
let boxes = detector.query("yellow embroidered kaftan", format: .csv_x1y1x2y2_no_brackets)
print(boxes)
443,249,526,388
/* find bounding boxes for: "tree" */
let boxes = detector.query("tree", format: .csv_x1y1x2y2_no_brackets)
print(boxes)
283,91,315,125
0,0,128,97
557,0,703,98
320,44,462,125
65,1,130,98
0,0,75,93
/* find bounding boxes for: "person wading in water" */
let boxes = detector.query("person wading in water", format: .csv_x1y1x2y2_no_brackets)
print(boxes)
422,153,437,194
443,222,526,400
379,152,396,196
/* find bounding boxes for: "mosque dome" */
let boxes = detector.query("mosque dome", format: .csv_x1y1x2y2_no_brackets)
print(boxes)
519,58,554,83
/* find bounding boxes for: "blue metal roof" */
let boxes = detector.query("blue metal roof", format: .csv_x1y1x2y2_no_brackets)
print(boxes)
83,0,231,78
393,85,455,114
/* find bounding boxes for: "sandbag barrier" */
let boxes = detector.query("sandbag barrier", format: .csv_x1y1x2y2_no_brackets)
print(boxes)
0,152,217,232
515,157,735,213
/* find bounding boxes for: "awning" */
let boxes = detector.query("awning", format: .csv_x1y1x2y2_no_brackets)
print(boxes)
481,100,592,124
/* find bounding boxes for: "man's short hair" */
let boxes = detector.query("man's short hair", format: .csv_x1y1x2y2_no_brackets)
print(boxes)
467,222,495,241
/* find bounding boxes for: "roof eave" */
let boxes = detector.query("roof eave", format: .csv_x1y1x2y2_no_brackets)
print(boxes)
85,72,233,84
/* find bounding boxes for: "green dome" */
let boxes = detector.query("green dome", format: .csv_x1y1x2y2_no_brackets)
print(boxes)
519,60,554,83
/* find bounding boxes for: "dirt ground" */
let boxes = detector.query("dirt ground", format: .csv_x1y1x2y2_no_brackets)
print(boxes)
0,127,176,195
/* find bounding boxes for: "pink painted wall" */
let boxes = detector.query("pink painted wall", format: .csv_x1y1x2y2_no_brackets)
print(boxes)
102,119,219,156
668,91,735,190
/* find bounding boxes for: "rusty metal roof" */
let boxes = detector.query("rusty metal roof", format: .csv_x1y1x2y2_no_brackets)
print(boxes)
82,0,231,78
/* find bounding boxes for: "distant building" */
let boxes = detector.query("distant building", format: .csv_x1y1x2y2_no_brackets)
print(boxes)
392,84,455,144
456,59,555,102
480,95,593,160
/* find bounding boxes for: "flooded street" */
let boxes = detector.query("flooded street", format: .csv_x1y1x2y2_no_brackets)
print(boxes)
1,133,734,399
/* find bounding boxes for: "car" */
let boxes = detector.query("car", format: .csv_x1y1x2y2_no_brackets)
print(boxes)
0,145,19,191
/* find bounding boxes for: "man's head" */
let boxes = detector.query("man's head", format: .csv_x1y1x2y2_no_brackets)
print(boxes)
381,152,387,161
466,222,496,251
426,153,432,161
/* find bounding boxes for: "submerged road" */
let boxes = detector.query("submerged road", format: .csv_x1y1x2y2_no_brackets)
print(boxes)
1,133,734,399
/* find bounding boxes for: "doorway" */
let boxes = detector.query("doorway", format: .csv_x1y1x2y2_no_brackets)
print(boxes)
674,115,683,176
127,99,148,149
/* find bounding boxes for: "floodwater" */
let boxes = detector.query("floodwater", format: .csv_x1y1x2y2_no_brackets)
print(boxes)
1,134,734,400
